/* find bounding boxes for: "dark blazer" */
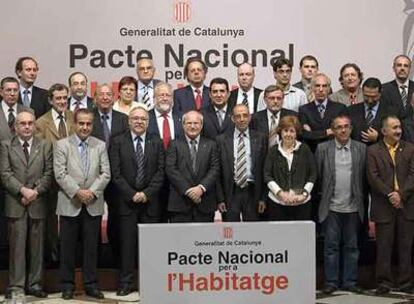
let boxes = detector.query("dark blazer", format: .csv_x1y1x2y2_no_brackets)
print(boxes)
147,109,184,140
109,132,165,217
91,108,129,146
367,140,414,222
68,96,95,111
348,100,396,145
216,129,267,206
201,102,235,139
0,103,27,141
166,137,220,214
264,142,317,199
315,139,367,222
228,87,262,113
173,85,210,114
251,108,298,136
299,100,347,151
382,80,414,119
17,86,50,119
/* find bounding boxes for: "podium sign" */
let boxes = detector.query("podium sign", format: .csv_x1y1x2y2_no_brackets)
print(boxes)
138,222,315,304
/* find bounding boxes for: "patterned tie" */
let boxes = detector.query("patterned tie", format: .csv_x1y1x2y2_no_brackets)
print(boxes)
58,114,67,138
401,85,408,109
79,141,89,175
366,107,374,126
8,108,15,133
349,93,357,105
134,136,145,188
269,114,278,148
195,89,202,111
23,89,30,107
101,114,111,147
142,86,150,108
190,139,197,172
23,141,30,163
242,92,248,107
162,113,171,150
235,132,248,188
217,109,224,128
317,103,325,119
74,100,81,112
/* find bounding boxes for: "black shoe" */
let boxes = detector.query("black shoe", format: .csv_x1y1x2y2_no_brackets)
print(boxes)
26,289,48,298
345,285,363,293
117,286,132,296
62,290,74,300
85,288,104,299
375,285,390,295
399,286,414,294
4,289,13,299
322,285,338,295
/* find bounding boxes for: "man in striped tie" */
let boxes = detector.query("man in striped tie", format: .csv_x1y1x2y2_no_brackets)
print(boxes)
136,57,161,110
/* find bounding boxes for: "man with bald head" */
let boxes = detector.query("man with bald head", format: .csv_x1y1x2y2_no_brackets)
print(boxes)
228,63,263,113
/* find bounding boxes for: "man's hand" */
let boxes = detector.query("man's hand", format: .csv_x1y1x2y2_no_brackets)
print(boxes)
303,124,311,132
257,201,266,214
326,128,334,136
186,186,204,204
388,191,402,209
20,187,38,203
217,202,227,213
361,127,378,143
76,189,95,204
132,192,148,204
277,191,295,205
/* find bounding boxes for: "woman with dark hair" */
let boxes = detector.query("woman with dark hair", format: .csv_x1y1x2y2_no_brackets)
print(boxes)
113,76,141,115
264,115,317,220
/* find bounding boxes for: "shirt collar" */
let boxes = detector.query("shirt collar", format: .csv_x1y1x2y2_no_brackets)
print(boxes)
185,135,200,144
98,109,112,119
131,131,146,143
267,109,280,119
155,108,171,118
75,134,89,146
214,104,228,113
52,108,65,120
191,85,204,93
314,99,328,108
364,101,379,111
19,84,33,95
396,78,409,88
234,128,250,138
335,139,351,150
138,80,153,90
18,136,33,147
277,140,301,154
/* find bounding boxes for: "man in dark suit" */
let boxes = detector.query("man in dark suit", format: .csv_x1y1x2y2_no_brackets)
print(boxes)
367,115,414,295
90,83,128,261
349,77,396,145
109,105,164,296
201,77,234,139
0,109,53,299
228,63,262,113
382,55,414,119
14,57,50,119
173,58,210,113
136,57,161,109
54,109,110,300
293,55,320,101
166,110,220,222
251,85,297,147
216,104,267,221
316,114,366,294
68,72,95,111
299,72,347,152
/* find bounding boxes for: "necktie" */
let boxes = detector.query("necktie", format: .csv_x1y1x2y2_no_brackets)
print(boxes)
23,89,30,107
74,100,81,112
242,92,248,107
142,86,150,108
317,103,325,119
190,139,197,172
8,108,15,133
58,114,67,138
101,114,111,147
270,114,277,131
79,141,89,175
366,107,374,126
135,136,145,188
269,114,278,148
217,109,224,128
162,113,171,150
401,85,408,108
349,93,357,105
23,141,30,163
195,89,202,111
235,132,248,188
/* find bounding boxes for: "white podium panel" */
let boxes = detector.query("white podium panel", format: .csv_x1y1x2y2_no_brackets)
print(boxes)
138,221,315,304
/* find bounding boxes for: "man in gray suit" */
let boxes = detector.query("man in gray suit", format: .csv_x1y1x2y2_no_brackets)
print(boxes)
54,108,110,300
0,109,53,299
315,114,367,294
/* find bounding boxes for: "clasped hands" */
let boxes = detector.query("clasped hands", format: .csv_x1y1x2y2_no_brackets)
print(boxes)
76,189,95,205
277,190,306,206
20,186,38,206
388,191,402,209
185,185,204,204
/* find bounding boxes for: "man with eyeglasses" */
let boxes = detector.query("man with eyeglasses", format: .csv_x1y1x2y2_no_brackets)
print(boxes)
109,104,164,296
135,57,161,110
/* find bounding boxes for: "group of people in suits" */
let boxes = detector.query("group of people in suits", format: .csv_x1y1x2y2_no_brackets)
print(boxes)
2,52,414,300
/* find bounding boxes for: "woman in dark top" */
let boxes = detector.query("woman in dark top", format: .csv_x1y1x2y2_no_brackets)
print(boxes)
264,115,317,221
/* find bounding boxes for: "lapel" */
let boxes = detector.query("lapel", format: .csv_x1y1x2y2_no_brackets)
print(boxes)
326,141,336,180
0,106,11,137
202,86,210,106
173,112,183,138
207,105,220,131
125,132,138,167
181,139,195,176
195,137,208,175
378,140,394,167
27,137,41,167
148,110,160,136
311,102,323,124
249,130,258,170
224,132,234,172
11,136,27,166
69,135,86,175
44,111,60,139
395,141,405,171
185,86,196,105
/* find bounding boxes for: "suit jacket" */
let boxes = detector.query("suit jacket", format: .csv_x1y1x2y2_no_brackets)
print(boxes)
201,103,235,139
173,85,210,114
228,87,262,113
216,129,267,206
17,86,50,119
299,100,347,151
166,137,220,214
348,101,395,145
315,139,366,222
367,140,414,222
109,132,164,216
0,136,53,219
382,79,414,119
329,87,364,106
0,103,27,141
147,109,184,140
54,135,110,217
91,108,128,146
251,108,298,136
35,110,75,143
68,96,95,111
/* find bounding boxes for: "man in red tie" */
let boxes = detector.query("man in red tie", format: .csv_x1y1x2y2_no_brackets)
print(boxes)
173,58,211,113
